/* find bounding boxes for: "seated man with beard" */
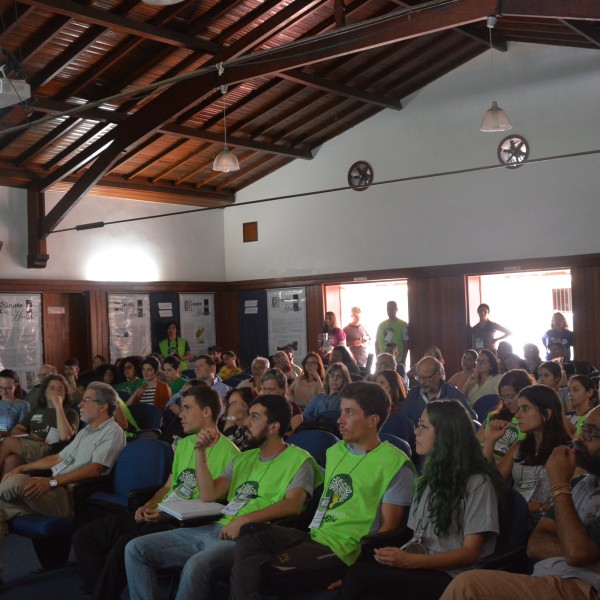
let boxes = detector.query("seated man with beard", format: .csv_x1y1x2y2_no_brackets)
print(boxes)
441,405,600,600
124,395,323,600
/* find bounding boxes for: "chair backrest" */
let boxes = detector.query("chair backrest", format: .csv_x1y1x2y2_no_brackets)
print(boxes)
129,403,163,429
117,390,131,401
473,394,500,423
496,487,530,554
112,438,174,499
381,413,415,449
379,432,412,458
350,374,364,382
287,429,339,467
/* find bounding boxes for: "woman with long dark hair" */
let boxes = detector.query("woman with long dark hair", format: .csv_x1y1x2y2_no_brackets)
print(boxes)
483,369,535,456
484,384,571,521
319,311,346,361
338,400,505,600
330,345,360,376
462,349,502,405
290,352,325,409
566,374,598,436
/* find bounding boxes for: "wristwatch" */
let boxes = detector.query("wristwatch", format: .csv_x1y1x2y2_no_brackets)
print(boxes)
49,479,58,488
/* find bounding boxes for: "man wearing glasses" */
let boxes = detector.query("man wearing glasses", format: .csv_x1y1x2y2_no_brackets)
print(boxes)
442,405,600,600
401,357,475,427
0,381,125,583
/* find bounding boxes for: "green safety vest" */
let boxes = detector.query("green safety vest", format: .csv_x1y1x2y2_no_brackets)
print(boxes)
311,440,413,566
218,444,323,525
163,433,239,501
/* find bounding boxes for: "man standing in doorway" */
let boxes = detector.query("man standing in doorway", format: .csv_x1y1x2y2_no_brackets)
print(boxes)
375,301,409,364
343,307,371,368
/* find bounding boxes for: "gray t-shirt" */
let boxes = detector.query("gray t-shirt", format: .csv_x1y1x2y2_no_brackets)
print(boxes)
58,417,125,475
407,473,499,577
533,475,600,592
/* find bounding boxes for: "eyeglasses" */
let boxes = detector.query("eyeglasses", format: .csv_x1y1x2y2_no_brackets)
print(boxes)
415,419,432,431
305,361,318,366
0,386,14,393
415,372,439,383
476,359,490,364
329,373,345,380
80,397,99,405
580,427,600,443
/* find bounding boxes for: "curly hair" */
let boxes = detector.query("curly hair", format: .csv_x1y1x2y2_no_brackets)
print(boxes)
415,400,506,537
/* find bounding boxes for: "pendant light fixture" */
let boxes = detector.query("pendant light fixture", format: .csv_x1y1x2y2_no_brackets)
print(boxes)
480,16,512,133
213,84,239,173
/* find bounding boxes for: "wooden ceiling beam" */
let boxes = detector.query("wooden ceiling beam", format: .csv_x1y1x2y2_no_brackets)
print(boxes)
220,0,498,85
19,0,218,52
278,69,403,110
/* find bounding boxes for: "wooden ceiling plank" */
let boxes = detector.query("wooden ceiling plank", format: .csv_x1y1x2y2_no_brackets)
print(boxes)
112,133,163,173
45,122,110,169
19,0,219,51
560,19,600,48
16,117,81,166
161,123,312,159
278,69,403,110
501,1,600,21
150,143,202,182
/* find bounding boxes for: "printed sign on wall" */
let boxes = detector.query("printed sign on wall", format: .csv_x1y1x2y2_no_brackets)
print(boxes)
0,294,43,390
266,288,307,359
179,294,216,358
108,294,151,362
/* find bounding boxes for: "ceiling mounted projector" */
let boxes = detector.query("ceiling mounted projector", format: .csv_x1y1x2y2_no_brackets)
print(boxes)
0,78,31,109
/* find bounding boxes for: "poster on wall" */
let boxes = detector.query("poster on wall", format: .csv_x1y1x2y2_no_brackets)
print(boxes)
108,294,151,363
0,294,43,390
179,294,216,359
266,288,307,359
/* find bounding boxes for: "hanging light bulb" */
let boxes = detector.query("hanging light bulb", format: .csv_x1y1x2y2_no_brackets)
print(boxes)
480,16,512,132
213,85,239,173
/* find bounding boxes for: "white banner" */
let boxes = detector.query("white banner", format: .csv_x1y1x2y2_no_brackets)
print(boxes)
0,294,43,390
108,294,151,362
267,288,307,359
179,294,216,358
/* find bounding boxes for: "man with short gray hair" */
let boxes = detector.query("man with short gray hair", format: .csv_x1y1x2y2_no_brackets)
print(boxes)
0,381,125,582
400,356,475,426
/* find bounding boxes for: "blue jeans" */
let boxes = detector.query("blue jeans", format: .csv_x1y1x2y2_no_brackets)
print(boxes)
124,522,236,600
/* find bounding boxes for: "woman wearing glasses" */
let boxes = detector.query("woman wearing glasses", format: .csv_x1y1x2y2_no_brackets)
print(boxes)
484,384,571,523
290,352,325,409
462,349,502,406
338,399,505,600
302,363,351,433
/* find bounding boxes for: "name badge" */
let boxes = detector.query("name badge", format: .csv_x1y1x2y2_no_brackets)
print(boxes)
309,496,331,529
221,493,252,516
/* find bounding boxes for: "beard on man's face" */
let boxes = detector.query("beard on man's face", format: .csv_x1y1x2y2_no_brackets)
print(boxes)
244,425,269,449
574,440,600,476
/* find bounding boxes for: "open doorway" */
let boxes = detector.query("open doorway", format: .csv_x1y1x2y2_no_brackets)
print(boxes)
467,269,572,359
324,280,409,369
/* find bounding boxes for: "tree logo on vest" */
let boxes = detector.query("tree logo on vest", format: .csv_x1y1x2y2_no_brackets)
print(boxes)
327,474,353,509
174,468,197,499
235,481,259,498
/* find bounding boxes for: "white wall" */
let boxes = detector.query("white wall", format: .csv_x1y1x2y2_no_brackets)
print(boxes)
0,190,226,281
224,43,600,281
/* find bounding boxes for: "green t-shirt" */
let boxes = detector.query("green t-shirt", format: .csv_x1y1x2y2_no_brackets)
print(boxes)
162,433,240,502
376,318,408,356
166,377,188,395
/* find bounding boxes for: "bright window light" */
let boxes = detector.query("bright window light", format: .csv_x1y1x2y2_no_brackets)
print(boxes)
85,248,159,282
